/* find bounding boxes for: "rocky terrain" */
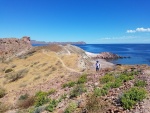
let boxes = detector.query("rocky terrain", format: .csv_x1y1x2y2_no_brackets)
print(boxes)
0,37,150,113
0,36,32,61
92,52,130,59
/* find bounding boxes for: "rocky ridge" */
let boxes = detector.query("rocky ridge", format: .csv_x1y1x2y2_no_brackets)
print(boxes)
0,36,32,61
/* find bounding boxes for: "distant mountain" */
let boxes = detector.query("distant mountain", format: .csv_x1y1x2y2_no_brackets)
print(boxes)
31,40,86,45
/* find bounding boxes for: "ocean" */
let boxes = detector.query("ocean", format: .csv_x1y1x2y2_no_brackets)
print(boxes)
75,44,150,65
32,44,150,65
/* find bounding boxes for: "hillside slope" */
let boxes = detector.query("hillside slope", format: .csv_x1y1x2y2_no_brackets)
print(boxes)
2,43,149,113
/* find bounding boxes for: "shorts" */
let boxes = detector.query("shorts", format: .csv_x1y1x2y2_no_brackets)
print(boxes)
96,67,99,71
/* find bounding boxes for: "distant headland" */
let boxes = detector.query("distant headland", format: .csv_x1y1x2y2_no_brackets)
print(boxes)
31,40,86,45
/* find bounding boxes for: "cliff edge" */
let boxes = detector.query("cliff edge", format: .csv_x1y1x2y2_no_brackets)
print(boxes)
0,36,32,61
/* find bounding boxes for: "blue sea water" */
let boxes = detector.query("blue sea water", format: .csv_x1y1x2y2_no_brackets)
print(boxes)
75,44,150,65
32,44,150,65
32,44,48,46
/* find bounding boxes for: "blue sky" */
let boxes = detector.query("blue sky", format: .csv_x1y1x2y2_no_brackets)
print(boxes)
0,0,150,44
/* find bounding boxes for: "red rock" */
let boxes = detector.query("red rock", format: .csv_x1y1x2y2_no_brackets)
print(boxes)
0,36,32,61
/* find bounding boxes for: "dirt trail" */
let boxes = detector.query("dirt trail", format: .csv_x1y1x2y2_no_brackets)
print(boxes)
42,49,82,74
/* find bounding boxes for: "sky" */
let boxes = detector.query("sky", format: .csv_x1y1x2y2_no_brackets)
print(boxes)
0,0,150,44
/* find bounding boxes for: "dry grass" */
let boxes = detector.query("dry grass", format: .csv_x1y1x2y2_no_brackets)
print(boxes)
61,54,79,70
33,75,41,81
47,44,63,52
5,68,28,82
0,102,10,113
0,47,82,106
0,87,6,98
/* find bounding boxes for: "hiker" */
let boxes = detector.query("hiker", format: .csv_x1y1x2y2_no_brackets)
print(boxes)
96,60,100,71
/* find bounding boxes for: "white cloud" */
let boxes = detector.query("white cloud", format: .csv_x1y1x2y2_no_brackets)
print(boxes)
127,30,136,33
127,27,150,33
98,36,136,40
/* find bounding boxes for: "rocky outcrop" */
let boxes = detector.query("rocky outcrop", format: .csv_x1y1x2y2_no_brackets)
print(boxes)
0,36,32,61
92,52,130,59
96,52,122,59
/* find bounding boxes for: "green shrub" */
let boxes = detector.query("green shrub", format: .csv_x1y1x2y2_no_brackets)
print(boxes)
100,89,108,96
47,89,56,95
5,68,13,73
64,102,77,113
100,74,115,84
31,106,46,113
102,82,112,90
34,91,49,107
110,79,123,88
77,74,87,84
118,74,134,82
58,94,67,102
46,99,58,112
121,87,147,109
63,81,76,88
94,88,102,96
70,84,86,98
19,93,29,100
134,80,147,87
94,87,108,97
0,87,6,98
128,71,138,76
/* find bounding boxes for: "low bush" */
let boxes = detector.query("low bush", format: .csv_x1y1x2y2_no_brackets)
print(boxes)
47,89,56,95
110,79,123,88
46,99,58,112
58,94,67,102
0,102,9,113
0,87,6,98
77,74,87,84
30,106,46,113
94,87,109,97
94,88,102,96
86,94,110,113
33,76,40,81
102,82,112,90
5,68,28,82
134,80,147,87
100,89,108,96
19,93,29,100
128,71,139,76
34,91,49,107
70,84,86,98
63,81,76,88
100,74,115,84
118,74,134,82
121,87,147,109
5,68,13,73
17,96,35,109
64,102,77,113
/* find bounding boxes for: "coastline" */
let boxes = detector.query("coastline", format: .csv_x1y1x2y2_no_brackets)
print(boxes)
76,44,150,66
85,51,115,69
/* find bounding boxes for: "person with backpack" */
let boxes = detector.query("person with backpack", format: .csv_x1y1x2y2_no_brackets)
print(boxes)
96,60,100,71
